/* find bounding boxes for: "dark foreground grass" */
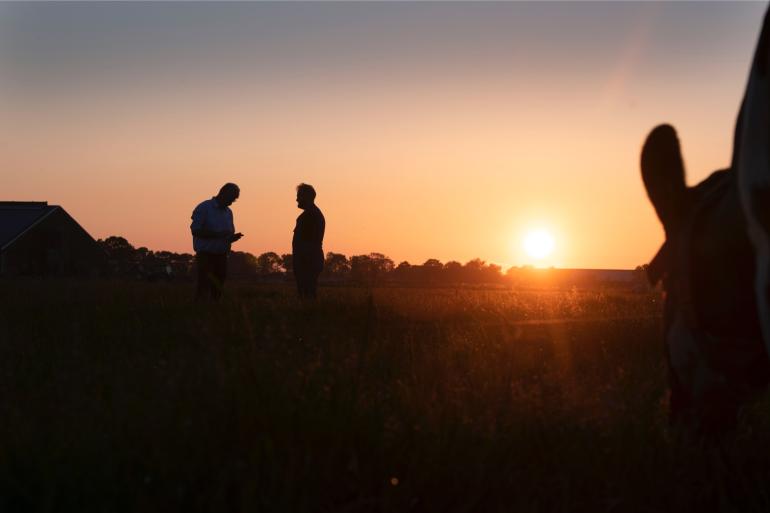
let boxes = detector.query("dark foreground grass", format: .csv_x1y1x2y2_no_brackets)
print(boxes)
2,280,770,512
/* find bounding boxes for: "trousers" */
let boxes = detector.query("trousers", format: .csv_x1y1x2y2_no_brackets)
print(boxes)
196,252,227,300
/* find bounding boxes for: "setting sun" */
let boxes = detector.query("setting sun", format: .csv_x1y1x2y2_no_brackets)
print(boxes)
523,230,555,260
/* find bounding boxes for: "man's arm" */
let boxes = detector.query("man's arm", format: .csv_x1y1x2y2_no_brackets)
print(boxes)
190,204,243,242
191,227,229,239
191,227,242,242
227,211,243,243
191,204,226,239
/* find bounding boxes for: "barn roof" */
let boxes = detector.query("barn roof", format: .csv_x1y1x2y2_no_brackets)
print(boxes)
0,201,60,250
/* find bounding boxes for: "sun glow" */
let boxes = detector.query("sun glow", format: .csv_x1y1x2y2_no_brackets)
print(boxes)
523,229,555,260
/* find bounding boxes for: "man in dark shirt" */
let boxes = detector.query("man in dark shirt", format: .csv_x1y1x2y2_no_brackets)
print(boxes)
292,183,325,299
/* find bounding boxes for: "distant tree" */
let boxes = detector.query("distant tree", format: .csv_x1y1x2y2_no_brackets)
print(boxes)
97,236,137,275
392,261,412,282
98,236,135,261
135,246,151,260
462,258,486,283
135,247,155,274
323,252,351,278
350,254,373,283
418,258,444,283
444,260,463,283
229,251,258,278
484,263,502,282
170,253,194,277
154,250,175,263
136,250,175,281
351,253,393,284
256,252,283,275
464,258,485,270
280,254,293,274
444,261,462,271
368,253,394,274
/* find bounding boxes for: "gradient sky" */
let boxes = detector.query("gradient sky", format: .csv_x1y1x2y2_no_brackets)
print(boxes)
1,1,766,269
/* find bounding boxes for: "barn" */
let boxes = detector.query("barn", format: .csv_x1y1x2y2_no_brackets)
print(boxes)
0,201,106,276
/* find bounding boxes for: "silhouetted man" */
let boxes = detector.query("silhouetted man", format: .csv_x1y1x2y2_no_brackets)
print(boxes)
292,183,325,299
191,183,243,300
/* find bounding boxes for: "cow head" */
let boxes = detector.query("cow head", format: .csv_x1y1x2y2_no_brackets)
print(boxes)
640,7,770,435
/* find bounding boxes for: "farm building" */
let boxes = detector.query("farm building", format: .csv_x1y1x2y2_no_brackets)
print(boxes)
0,201,106,276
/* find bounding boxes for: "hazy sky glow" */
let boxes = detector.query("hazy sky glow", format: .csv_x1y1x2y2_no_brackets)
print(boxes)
1,1,766,269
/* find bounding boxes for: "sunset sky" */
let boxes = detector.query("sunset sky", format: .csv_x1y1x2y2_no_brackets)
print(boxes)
1,1,766,269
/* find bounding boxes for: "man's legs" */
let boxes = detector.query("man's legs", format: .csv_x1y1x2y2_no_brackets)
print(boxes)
295,267,319,299
295,267,308,298
210,253,227,300
196,253,227,300
306,270,320,299
196,253,212,300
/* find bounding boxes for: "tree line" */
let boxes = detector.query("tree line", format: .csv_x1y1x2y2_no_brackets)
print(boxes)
95,235,513,285
96,235,650,289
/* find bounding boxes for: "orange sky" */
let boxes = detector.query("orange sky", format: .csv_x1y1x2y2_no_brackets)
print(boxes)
0,2,766,269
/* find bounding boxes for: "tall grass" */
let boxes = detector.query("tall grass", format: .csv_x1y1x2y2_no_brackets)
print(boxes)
1,280,769,512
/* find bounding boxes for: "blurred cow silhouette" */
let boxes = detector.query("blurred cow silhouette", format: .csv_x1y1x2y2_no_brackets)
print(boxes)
737,7,770,363
642,8,770,435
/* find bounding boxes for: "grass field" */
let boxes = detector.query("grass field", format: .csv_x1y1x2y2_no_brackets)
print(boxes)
2,280,770,512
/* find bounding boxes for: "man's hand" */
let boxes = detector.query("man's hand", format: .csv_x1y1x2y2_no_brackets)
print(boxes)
229,232,244,243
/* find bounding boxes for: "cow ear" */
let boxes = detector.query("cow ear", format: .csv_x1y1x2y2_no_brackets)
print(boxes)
641,124,688,233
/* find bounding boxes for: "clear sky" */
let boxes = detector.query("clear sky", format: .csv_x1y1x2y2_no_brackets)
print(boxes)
1,1,766,269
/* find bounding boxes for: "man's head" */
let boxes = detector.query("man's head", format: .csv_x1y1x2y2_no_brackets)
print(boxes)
296,183,316,210
216,183,240,207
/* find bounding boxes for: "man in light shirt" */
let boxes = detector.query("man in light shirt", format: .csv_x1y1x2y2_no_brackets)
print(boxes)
190,183,243,300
